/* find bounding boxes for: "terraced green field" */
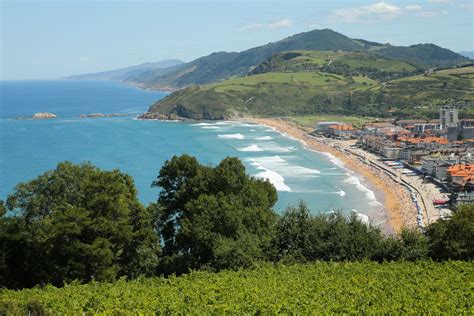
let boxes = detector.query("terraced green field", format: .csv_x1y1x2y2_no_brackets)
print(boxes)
1,261,472,314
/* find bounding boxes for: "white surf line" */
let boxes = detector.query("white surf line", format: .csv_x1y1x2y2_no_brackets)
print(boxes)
248,120,384,207
217,133,245,139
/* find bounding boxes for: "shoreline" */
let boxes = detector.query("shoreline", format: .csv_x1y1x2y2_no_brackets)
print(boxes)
249,117,418,233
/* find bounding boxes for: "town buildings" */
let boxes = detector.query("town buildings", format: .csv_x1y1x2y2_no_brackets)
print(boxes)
314,105,473,206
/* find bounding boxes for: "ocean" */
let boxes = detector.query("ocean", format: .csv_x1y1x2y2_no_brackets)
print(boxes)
0,80,385,222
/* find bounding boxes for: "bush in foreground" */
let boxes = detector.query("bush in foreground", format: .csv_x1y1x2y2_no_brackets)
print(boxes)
0,261,471,314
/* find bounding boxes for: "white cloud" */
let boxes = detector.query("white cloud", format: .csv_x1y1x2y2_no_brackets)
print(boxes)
308,23,321,29
459,3,474,10
427,0,450,3
331,1,403,23
77,57,90,63
241,19,293,31
419,9,448,17
405,4,422,11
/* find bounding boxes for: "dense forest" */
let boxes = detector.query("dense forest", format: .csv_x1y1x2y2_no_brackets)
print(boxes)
1,156,472,291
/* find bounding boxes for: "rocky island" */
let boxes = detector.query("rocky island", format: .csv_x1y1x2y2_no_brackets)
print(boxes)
33,112,57,119
15,112,58,120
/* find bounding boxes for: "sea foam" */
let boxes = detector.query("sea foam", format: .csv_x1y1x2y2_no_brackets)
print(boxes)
201,126,222,129
217,133,245,139
191,122,213,126
248,156,320,179
255,136,273,140
259,143,296,153
251,161,291,192
237,144,264,152
344,175,378,202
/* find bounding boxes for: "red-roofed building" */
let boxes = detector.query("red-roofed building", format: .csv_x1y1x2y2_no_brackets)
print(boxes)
327,124,355,139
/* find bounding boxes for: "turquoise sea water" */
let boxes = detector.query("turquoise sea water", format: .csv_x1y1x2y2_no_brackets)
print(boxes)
0,80,386,223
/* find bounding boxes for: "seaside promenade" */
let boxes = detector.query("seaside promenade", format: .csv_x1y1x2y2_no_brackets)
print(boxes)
251,118,450,232
324,138,451,227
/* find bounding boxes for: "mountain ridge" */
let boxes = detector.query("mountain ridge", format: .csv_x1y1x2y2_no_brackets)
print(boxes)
66,29,470,91
131,29,470,91
64,59,185,81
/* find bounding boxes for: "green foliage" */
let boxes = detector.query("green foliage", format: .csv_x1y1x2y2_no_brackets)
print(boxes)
0,162,160,289
153,155,277,274
1,261,472,314
271,202,428,263
426,204,474,260
375,43,470,68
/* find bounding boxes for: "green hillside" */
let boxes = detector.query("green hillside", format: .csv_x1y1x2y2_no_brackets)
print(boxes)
372,66,474,116
250,50,421,80
126,29,470,91
140,54,474,120
2,261,471,314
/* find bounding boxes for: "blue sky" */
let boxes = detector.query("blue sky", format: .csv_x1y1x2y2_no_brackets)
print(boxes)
1,0,473,80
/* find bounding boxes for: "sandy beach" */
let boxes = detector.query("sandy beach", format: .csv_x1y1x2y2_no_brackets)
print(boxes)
250,118,419,233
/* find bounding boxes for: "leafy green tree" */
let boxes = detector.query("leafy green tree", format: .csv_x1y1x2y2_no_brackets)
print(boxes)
152,155,277,273
270,202,313,263
272,203,387,262
1,162,159,288
426,204,474,260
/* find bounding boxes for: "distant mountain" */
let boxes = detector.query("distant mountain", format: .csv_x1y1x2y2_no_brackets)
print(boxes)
459,51,474,59
65,59,185,81
126,29,470,91
372,44,470,68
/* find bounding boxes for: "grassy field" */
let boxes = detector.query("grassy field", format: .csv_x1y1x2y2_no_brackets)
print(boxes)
265,50,418,73
209,72,349,90
1,261,472,314
289,115,374,128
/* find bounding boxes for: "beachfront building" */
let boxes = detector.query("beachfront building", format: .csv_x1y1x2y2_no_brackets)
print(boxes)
421,156,460,180
327,124,355,139
397,136,449,150
448,164,474,187
447,164,474,205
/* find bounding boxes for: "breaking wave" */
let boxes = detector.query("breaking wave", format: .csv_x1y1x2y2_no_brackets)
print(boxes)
237,144,264,152
217,133,245,139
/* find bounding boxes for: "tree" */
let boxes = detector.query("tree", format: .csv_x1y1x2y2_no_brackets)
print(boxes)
272,203,387,263
426,204,474,260
270,202,313,263
152,155,277,274
1,162,159,288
